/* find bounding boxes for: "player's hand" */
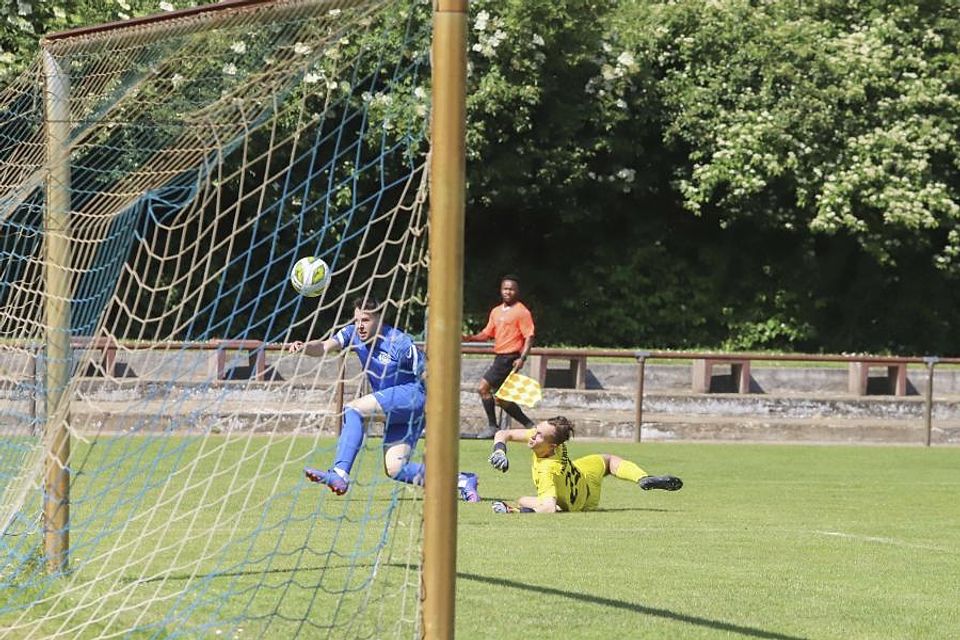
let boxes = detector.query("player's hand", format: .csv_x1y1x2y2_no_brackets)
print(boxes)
488,449,509,472
287,341,304,353
492,501,533,514
492,501,517,513
512,356,525,371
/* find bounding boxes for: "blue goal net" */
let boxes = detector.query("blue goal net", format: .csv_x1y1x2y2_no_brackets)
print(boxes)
0,0,435,636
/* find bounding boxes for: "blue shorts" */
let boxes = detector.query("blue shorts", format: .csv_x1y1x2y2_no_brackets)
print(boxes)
373,382,425,448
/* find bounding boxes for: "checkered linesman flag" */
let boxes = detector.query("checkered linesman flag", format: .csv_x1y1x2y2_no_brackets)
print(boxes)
494,371,543,408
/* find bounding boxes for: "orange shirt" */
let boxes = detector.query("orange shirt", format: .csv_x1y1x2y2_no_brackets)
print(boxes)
479,302,535,354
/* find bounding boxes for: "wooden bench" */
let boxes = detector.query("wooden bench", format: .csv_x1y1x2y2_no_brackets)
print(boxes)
72,337,118,377
848,361,908,396
691,356,908,396
692,357,751,394
205,340,268,381
529,354,587,390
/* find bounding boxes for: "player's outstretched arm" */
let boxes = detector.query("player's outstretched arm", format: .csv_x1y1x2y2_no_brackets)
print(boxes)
491,495,557,514
494,428,531,444
518,495,558,514
491,500,533,514
288,337,340,357
488,428,531,472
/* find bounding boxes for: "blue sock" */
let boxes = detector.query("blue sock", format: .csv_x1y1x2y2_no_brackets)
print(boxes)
391,462,425,486
333,408,364,474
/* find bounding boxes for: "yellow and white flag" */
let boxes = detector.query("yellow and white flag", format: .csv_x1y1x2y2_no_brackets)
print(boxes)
495,371,542,408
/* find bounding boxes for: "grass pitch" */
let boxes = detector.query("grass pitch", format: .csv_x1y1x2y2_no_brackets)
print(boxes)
2,438,958,638
457,440,960,640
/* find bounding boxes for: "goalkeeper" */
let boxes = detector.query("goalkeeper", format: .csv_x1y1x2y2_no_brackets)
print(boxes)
487,416,682,513
289,296,480,502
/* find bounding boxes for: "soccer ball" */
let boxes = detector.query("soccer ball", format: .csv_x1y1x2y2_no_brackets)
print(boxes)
290,256,331,297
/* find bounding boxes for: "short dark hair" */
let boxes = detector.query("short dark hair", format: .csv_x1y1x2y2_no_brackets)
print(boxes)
353,295,382,314
500,274,520,287
546,416,575,445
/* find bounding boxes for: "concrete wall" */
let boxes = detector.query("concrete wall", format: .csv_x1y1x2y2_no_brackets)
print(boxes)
5,348,960,443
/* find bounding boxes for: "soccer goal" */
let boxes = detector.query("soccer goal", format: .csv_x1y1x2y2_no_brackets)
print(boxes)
0,0,466,637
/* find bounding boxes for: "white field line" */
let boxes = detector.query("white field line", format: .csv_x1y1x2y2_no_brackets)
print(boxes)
812,530,954,553
533,525,958,554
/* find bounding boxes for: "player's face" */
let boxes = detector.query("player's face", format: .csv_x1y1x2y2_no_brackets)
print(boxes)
500,279,519,305
527,422,556,456
353,308,381,343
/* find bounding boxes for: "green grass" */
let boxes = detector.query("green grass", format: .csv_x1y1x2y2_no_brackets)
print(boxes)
2,438,958,638
458,441,960,639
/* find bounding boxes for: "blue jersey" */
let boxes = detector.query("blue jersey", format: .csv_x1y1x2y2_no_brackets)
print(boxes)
334,323,424,392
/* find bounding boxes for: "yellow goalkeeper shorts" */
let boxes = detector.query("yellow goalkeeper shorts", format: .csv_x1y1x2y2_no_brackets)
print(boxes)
573,454,606,511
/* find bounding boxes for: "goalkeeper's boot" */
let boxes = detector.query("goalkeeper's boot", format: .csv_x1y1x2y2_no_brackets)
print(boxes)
305,467,349,496
457,472,480,503
638,475,683,491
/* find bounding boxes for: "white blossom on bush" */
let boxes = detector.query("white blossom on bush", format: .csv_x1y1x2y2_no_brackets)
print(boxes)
474,10,489,32
471,9,506,58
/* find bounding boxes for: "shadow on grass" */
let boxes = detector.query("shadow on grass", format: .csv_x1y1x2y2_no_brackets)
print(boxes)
123,562,804,639
456,570,808,640
122,562,379,584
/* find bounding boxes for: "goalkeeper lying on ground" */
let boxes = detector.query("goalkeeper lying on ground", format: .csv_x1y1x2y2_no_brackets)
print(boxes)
488,416,682,513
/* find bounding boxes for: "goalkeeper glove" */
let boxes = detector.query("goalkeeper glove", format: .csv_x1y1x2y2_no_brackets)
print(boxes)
488,442,509,472
491,500,515,514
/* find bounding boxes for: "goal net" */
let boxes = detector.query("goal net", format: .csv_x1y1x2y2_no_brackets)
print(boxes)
0,0,435,636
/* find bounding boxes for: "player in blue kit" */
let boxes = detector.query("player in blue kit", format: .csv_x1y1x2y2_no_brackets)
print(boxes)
289,296,480,501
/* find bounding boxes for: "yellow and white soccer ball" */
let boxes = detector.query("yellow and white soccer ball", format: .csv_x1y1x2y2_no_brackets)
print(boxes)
290,256,331,297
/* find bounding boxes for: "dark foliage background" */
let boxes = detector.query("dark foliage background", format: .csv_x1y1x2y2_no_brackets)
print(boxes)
4,0,959,353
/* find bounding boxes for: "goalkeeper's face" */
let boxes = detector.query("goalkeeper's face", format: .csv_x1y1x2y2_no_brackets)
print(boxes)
353,308,382,343
527,423,557,457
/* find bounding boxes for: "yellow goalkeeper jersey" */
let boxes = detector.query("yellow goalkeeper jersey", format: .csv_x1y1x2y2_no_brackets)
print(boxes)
530,440,592,512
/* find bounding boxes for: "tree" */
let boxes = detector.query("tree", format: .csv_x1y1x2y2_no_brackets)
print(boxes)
6,0,960,352
634,1,960,267
520,0,960,351
1,1,215,82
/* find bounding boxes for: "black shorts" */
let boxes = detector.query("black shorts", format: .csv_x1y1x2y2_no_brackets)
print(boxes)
482,353,521,390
